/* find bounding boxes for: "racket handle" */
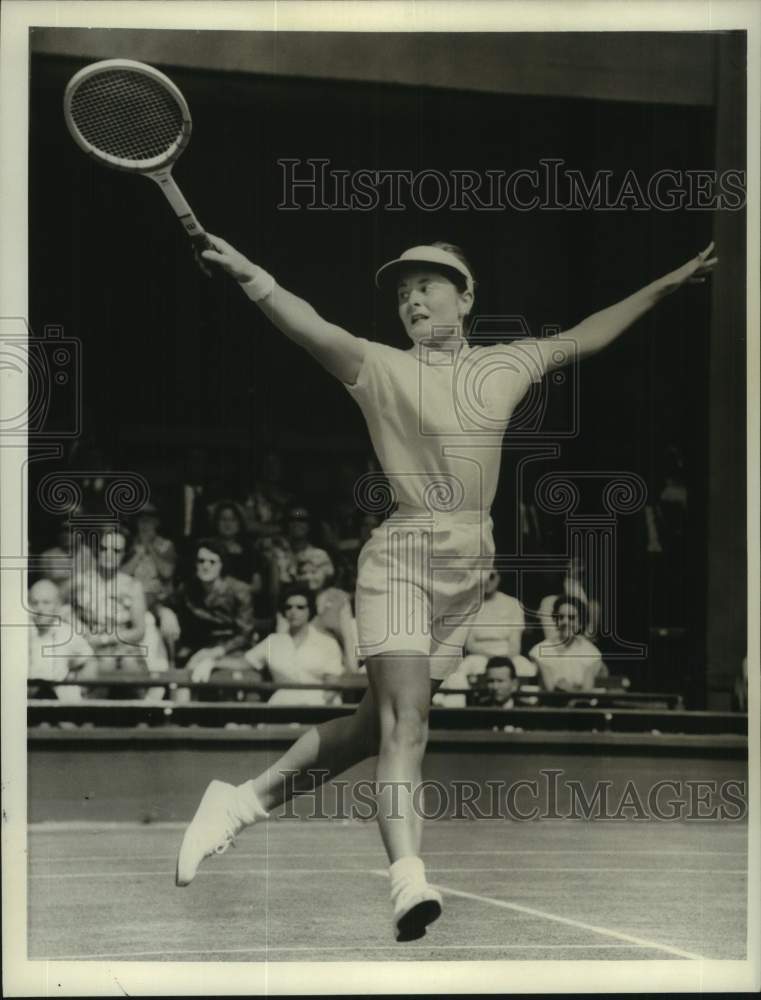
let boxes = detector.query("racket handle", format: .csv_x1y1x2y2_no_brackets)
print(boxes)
149,171,213,245
189,232,218,278
189,232,217,252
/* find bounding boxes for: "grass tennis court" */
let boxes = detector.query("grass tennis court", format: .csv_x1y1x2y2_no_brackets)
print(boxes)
29,815,747,963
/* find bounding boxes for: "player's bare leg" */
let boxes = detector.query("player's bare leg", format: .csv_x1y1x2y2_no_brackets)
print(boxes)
366,654,443,941
248,688,381,809
176,688,381,885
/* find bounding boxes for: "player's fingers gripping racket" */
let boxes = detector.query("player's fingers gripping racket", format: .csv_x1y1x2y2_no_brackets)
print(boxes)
64,59,215,273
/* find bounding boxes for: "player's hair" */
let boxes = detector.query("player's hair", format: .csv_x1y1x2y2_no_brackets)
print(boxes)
279,583,317,618
551,594,588,631
485,656,517,678
430,241,477,292
430,241,476,336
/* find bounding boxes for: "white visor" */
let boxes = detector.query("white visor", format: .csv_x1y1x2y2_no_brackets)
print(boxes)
375,245,474,294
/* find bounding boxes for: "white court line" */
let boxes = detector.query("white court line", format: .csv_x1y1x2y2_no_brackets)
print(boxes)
30,868,371,880
33,942,656,961
29,818,750,832
368,870,706,961
29,866,746,880
430,867,746,875
29,848,748,864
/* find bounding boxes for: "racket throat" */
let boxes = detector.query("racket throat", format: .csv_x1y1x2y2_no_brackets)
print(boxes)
148,170,208,242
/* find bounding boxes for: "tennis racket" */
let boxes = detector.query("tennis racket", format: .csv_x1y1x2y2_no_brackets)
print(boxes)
64,58,215,260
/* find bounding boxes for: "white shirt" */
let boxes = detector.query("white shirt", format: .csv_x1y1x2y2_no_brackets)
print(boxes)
29,623,92,682
345,339,547,512
245,624,344,705
465,590,525,658
529,635,605,691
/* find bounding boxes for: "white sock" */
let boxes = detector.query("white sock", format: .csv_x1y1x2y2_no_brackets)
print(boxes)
389,855,426,888
233,780,270,825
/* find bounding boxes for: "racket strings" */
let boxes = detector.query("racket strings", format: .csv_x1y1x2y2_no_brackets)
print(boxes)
69,70,184,162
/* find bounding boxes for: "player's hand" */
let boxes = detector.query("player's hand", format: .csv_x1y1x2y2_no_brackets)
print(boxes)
660,242,719,293
199,234,259,283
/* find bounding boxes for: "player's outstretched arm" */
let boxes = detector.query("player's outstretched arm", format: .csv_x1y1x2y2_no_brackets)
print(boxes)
201,235,365,385
534,242,718,372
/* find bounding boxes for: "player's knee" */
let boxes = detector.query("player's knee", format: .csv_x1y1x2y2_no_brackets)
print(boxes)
380,704,429,755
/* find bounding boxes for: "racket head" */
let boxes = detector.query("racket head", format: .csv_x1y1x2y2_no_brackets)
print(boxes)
64,59,192,173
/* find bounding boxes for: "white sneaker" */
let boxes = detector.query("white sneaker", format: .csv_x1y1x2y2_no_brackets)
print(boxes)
175,780,266,886
392,880,443,942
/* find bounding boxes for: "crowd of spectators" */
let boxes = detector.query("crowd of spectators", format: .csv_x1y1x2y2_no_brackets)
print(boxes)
27,448,695,710
29,519,612,711
28,466,378,706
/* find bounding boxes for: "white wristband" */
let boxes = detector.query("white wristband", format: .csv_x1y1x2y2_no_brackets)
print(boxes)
240,268,276,303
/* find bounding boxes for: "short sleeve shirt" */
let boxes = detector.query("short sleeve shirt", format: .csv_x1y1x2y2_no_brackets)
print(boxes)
465,590,525,658
529,635,604,691
245,625,344,705
345,339,546,512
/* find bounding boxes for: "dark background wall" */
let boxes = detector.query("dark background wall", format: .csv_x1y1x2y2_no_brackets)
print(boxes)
29,51,715,468
27,31,747,704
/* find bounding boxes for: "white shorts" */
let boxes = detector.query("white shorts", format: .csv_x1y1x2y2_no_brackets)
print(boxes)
354,509,495,680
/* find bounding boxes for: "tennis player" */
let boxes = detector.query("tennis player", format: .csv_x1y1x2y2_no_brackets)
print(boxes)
176,236,717,940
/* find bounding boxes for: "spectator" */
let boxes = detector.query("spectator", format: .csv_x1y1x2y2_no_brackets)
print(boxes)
529,596,607,692
283,549,360,672
37,513,94,592
434,571,538,699
122,502,177,603
172,538,256,682
244,583,345,705
28,579,93,702
287,505,324,562
251,534,279,626
270,506,327,593
65,528,150,697
538,557,600,642
482,657,520,708
464,569,533,667
432,655,485,708
208,500,263,591
435,650,535,709
117,507,181,690
240,451,294,538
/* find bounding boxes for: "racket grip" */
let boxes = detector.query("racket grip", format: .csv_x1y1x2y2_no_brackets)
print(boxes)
190,232,218,278
150,171,217,253
189,232,217,253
